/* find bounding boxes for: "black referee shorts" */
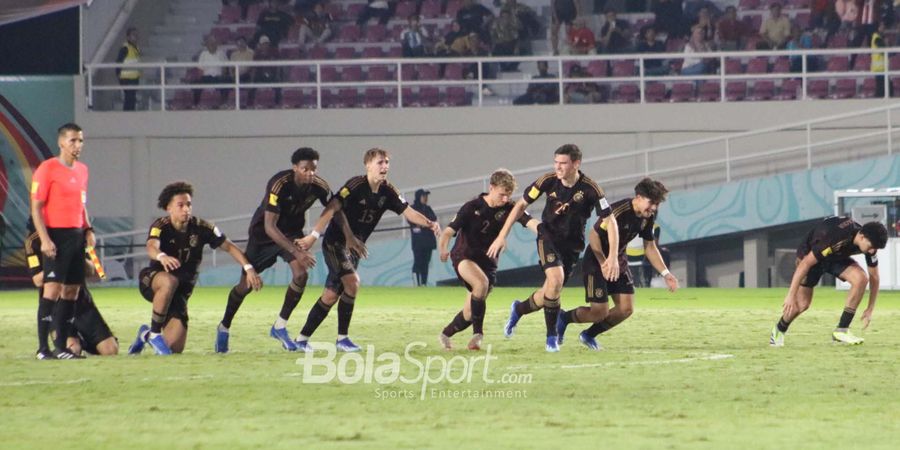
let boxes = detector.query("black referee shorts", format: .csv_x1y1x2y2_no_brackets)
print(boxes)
43,228,86,285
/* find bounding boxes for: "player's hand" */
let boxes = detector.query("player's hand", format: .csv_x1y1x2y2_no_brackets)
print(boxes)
664,273,679,292
429,221,441,236
294,235,317,251
861,308,874,330
41,239,57,259
245,268,263,291
159,255,181,272
486,237,506,259
602,258,620,281
347,236,369,259
85,229,96,248
292,248,317,270
440,251,450,262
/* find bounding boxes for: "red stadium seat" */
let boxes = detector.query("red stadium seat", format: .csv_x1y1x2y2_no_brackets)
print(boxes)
697,81,721,102
830,79,857,99
748,80,775,101
644,82,667,102
669,82,694,102
725,81,747,101
611,84,639,103
806,79,829,99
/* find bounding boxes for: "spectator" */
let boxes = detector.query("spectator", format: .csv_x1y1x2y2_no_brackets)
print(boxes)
409,189,437,287
693,6,716,45
116,27,141,111
357,0,393,27
255,0,294,45
871,21,893,97
513,61,560,105
502,0,540,56
401,14,430,57
491,9,520,70
811,0,841,33
298,2,334,45
564,64,603,104
681,25,713,75
716,6,747,51
786,24,815,72
636,26,669,76
434,20,465,56
759,3,792,49
598,9,631,53
652,0,686,39
836,0,860,30
456,0,494,39
249,35,283,107
551,0,579,55
567,17,596,55
193,35,230,108
229,35,255,85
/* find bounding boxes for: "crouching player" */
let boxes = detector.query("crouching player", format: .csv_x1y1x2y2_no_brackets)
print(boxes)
128,181,261,355
26,227,118,358
437,169,539,350
770,216,887,346
557,178,678,350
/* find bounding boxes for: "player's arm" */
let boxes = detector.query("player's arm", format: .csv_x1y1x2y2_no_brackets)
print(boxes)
219,238,262,291
263,210,315,269
783,251,818,315
335,209,368,258
861,264,880,330
487,198,528,259
295,197,342,251
146,237,181,272
31,199,55,259
644,239,678,292
438,226,456,262
524,218,540,234
588,226,607,264
83,206,95,248
600,213,620,281
402,207,440,235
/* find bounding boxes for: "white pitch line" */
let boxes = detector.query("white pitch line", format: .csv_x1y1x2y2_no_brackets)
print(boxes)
505,353,735,371
0,377,91,387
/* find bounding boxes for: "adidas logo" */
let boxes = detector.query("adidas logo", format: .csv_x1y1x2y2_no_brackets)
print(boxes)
359,199,366,205
47,271,55,278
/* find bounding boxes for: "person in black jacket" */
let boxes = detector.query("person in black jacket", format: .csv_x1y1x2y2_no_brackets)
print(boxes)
410,188,438,286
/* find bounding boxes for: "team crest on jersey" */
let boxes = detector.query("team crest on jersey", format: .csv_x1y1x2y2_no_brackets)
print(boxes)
573,191,584,203
378,197,386,208
546,253,556,263
495,210,506,221
190,234,199,247
595,288,604,298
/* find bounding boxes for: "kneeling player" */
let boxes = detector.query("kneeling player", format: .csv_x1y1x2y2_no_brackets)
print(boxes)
128,181,261,355
437,169,539,350
557,178,678,350
26,228,118,358
770,216,887,346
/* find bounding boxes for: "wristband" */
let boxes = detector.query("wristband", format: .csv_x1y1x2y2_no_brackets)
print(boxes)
156,252,167,262
310,230,320,239
243,263,255,272
661,269,670,277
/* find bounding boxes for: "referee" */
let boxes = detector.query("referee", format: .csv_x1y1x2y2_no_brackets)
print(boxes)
30,123,94,359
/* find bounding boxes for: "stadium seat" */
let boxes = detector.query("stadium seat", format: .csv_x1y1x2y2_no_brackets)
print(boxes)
587,61,609,77
387,46,403,58
401,65,417,81
346,3,366,19
325,3,344,20
338,24,361,43
366,65,393,81
198,89,224,110
830,79,857,99
611,84,639,103
771,57,791,73
444,63,465,80
395,1,417,18
669,83,694,102
334,47,356,59
401,87,417,106
697,81,721,102
892,78,900,97
421,0,442,18
776,79,801,100
219,5,240,24
748,80,775,100
417,64,440,80
339,88,359,107
723,58,743,75
828,32,849,48
167,90,193,110
306,46,328,60
320,66,339,82
362,88,387,107
279,47,301,60
322,89,340,107
362,47,384,59
725,81,747,101
444,87,469,106
245,3,262,23
251,88,277,109
738,0,760,9
235,25,256,41
859,77,877,98
890,54,900,70
611,60,636,77
746,57,769,74
342,66,363,82
644,82,667,102
418,86,440,106
852,54,871,71
825,56,850,72
211,27,232,45
288,66,313,82
806,79,829,99
364,24,387,42
282,89,316,108
445,0,462,17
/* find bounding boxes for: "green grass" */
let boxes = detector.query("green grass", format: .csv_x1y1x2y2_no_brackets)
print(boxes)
1,286,900,449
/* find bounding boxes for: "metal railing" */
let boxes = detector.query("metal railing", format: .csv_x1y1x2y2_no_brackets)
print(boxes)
84,46,900,110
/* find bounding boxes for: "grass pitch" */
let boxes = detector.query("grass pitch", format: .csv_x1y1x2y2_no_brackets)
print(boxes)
1,286,899,449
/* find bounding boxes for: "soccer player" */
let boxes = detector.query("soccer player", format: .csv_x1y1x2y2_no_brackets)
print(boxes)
557,178,679,350
293,148,440,352
215,147,349,353
770,216,888,346
26,227,118,358
30,123,94,359
487,144,617,352
128,181,262,355
437,169,540,351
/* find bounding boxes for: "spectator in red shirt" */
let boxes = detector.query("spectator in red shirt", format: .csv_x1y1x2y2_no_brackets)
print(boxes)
716,6,747,51
30,123,94,359
567,18,596,54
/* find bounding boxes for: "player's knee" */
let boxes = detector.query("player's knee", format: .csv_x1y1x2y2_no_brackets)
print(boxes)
97,338,119,356
157,273,180,293
343,276,360,296
291,273,309,290
170,342,185,354
471,280,490,299
847,273,869,290
544,278,563,296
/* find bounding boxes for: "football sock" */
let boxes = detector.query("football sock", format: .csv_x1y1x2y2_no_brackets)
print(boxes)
470,296,486,334
776,316,792,333
337,293,355,336
52,299,76,350
561,308,583,325
515,293,540,316
584,319,614,338
543,296,561,337
837,307,856,329
37,293,55,350
221,286,248,329
442,311,472,338
299,298,332,339
150,310,167,334
278,284,305,322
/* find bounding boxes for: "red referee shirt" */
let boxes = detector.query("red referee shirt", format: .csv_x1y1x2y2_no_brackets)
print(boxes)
31,158,89,228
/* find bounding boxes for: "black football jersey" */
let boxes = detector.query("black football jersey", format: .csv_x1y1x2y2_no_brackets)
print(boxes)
248,170,330,242
324,175,408,244
523,170,610,251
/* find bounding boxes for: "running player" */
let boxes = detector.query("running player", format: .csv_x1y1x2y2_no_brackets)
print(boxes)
293,148,440,352
770,216,887,346
557,178,678,350
487,144,617,352
128,181,261,355
437,169,539,350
